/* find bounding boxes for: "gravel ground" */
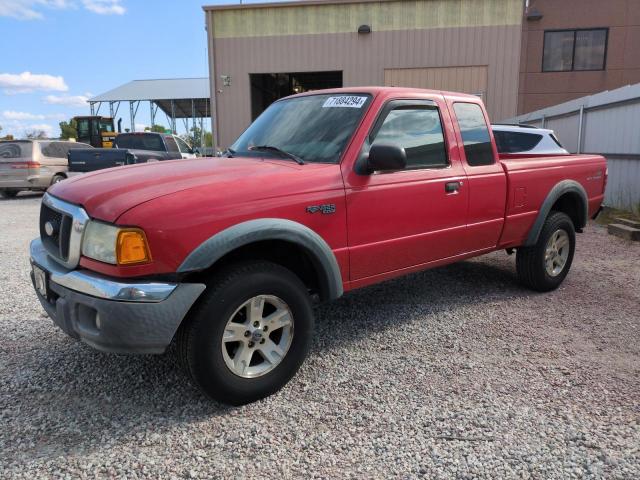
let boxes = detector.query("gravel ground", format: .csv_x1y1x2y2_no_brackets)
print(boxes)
1,193,639,479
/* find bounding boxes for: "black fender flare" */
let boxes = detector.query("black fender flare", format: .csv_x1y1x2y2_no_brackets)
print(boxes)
177,219,344,300
524,180,588,246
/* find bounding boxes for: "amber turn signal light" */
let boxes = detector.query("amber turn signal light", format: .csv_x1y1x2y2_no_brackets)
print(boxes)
116,229,151,265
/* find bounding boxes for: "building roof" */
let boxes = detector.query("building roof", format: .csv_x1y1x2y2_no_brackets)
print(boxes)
203,0,408,11
89,78,211,118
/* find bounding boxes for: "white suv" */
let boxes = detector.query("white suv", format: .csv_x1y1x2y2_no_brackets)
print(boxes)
492,124,568,155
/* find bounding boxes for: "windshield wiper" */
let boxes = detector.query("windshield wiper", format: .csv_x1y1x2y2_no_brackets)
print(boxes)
249,145,305,165
224,147,236,158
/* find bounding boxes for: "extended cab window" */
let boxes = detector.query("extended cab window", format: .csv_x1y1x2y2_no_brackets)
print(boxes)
453,103,494,166
371,106,447,169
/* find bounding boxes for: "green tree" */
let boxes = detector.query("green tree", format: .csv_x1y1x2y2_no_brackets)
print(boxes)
182,125,212,148
203,130,213,147
59,119,77,140
148,124,167,133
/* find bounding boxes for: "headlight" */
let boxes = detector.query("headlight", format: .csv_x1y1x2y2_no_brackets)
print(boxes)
81,221,151,265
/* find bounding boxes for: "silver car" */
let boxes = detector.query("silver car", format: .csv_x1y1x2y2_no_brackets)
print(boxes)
0,140,92,198
492,124,569,155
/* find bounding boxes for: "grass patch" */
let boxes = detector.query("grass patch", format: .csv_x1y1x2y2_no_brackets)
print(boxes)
595,206,640,225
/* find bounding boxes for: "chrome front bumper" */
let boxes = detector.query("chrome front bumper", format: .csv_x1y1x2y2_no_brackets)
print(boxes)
30,238,206,354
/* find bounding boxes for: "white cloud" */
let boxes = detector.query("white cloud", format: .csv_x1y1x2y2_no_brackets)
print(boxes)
2,110,45,120
82,0,124,15
0,0,124,20
0,119,56,138
1,110,65,121
135,123,148,131
43,93,91,107
26,123,55,135
0,0,71,20
0,71,68,94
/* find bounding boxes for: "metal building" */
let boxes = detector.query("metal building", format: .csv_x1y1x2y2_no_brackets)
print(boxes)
506,83,640,211
89,78,211,137
204,0,524,148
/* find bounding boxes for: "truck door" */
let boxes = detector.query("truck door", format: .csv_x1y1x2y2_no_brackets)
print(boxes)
343,98,469,281
447,100,507,251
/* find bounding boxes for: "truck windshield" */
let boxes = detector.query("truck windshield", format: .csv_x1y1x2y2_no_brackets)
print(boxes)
230,93,372,164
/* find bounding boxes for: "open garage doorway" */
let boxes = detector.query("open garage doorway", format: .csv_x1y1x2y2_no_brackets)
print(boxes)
250,71,342,120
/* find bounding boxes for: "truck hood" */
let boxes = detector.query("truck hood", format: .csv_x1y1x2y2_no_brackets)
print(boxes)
49,157,321,222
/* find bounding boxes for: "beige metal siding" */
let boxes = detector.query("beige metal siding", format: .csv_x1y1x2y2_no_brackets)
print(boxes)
210,0,523,38
210,25,521,146
205,0,523,147
384,66,489,99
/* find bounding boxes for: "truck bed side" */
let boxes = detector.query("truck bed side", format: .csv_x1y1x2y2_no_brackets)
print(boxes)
498,154,607,248
68,148,131,173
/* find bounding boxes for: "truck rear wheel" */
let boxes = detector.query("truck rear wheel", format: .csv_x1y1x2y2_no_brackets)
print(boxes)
177,261,313,405
516,211,575,292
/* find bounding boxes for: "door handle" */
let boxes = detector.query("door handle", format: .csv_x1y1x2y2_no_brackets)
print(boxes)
445,181,461,193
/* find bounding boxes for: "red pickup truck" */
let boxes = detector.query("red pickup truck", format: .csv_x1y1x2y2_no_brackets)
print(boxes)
30,87,606,405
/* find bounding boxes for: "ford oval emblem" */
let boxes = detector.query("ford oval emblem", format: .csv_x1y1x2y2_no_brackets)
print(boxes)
44,221,55,236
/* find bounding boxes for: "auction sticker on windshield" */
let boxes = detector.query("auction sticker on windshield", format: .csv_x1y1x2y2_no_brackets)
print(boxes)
322,96,368,108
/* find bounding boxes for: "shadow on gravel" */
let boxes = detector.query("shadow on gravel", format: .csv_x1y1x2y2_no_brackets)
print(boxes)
0,191,44,202
314,258,525,350
4,257,529,463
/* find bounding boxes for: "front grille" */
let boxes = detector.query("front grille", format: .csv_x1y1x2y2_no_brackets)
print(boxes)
38,193,90,269
40,202,72,261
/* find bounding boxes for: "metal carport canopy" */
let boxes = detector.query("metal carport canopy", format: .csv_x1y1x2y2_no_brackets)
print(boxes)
88,78,211,133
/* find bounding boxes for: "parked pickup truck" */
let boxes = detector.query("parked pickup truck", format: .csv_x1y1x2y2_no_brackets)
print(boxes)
29,87,606,405
67,132,195,174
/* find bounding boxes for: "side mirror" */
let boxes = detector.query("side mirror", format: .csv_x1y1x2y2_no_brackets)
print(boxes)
367,143,407,172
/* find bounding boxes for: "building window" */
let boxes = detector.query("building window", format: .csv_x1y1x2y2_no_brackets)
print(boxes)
542,29,608,72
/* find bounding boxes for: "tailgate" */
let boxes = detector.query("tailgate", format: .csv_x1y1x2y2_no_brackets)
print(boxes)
0,157,30,185
0,142,33,186
68,149,130,173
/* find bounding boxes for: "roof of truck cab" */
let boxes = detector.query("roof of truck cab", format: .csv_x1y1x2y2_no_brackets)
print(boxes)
286,86,482,100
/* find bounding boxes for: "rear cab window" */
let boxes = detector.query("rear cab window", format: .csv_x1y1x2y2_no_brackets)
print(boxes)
453,102,495,166
369,100,448,170
115,134,165,151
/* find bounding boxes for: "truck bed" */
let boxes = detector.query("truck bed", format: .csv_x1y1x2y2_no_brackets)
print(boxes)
498,153,607,247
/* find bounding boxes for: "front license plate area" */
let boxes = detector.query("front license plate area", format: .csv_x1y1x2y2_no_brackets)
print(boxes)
32,264,50,298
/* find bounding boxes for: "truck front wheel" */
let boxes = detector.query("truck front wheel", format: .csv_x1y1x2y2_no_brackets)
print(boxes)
516,211,576,292
177,261,314,405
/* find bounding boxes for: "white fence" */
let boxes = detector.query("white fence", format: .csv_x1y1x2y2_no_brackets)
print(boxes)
504,83,640,212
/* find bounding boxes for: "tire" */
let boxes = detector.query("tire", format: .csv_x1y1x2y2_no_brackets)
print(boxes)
177,261,314,405
0,190,19,199
516,211,575,292
50,174,66,185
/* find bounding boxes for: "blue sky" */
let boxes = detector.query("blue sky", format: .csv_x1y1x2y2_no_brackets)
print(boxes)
0,0,257,138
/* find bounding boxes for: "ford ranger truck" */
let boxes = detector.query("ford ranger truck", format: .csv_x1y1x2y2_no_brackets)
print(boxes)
29,88,606,405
